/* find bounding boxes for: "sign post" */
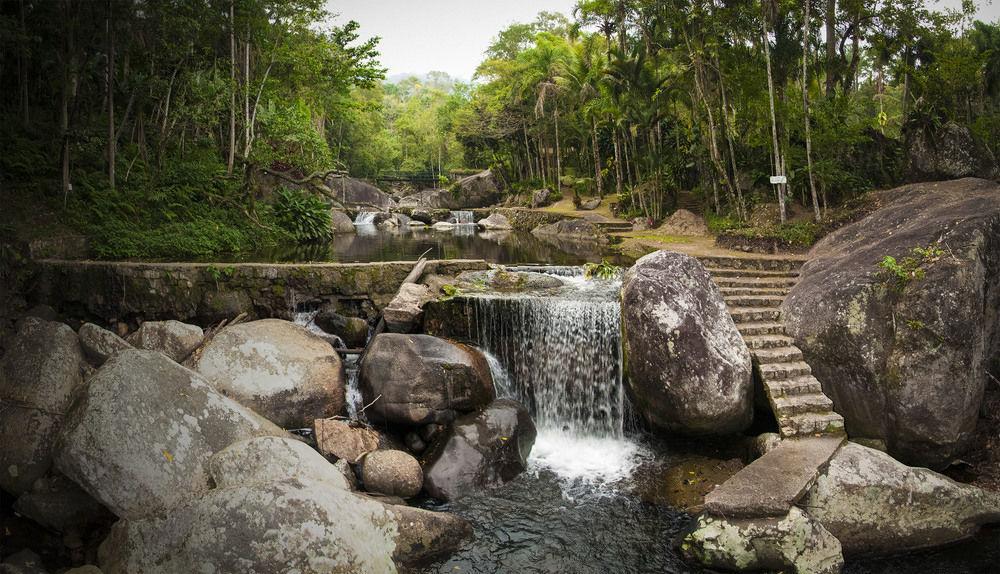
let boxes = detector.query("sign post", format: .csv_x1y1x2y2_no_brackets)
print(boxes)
769,175,787,185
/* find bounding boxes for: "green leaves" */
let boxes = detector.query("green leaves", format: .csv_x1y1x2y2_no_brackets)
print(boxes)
271,188,332,243
878,244,945,292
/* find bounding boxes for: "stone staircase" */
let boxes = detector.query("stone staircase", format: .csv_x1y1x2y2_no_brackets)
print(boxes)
698,256,845,438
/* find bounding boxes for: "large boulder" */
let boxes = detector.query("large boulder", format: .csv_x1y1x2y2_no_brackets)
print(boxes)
78,322,132,366
13,473,113,532
803,441,1000,556
360,449,423,498
330,209,356,234
423,399,536,501
313,307,369,348
906,121,999,182
782,178,1000,468
98,434,470,573
325,176,397,210
54,349,283,519
126,320,203,363
398,171,501,210
314,418,380,464
681,507,843,574
621,251,754,435
477,212,513,230
532,188,553,208
531,218,608,243
0,317,85,494
359,334,495,426
192,319,347,428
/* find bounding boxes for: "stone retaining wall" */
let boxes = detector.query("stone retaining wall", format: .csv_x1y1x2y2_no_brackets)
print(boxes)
27,259,490,326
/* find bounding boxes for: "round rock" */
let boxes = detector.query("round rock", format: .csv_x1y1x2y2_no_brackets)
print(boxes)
360,450,423,498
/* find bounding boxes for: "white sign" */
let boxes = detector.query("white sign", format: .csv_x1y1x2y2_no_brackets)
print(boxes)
770,175,787,185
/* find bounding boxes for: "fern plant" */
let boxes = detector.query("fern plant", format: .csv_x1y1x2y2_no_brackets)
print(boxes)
272,188,332,242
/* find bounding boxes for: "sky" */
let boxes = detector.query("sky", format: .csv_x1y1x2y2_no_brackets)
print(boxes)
328,0,1000,81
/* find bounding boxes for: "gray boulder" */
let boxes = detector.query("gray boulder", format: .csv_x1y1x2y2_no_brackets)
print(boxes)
803,442,1000,556
359,334,495,426
314,418,380,464
383,283,434,334
14,473,112,532
531,218,608,243
54,349,283,519
906,121,999,181
622,251,754,435
423,399,536,501
532,188,553,208
330,209,356,234
98,433,469,573
0,317,85,494
398,171,501,209
360,449,423,498
681,507,843,574
78,322,132,366
477,213,513,230
127,320,203,362
325,176,397,210
192,319,347,428
313,307,369,348
409,208,451,224
782,178,1000,468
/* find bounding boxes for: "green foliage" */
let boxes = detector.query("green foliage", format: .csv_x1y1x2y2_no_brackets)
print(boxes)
878,244,945,292
271,188,333,242
723,222,821,248
583,259,622,280
442,284,460,297
253,101,333,174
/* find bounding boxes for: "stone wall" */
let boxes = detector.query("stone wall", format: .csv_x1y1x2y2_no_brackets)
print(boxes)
27,259,489,327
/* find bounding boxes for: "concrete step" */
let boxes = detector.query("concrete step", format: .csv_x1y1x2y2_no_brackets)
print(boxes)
754,346,804,364
724,295,784,308
714,276,799,288
720,287,792,297
759,361,812,381
697,256,805,272
703,436,845,518
708,268,800,278
766,375,825,398
780,412,845,438
743,334,795,349
737,322,787,337
729,307,782,323
772,393,835,417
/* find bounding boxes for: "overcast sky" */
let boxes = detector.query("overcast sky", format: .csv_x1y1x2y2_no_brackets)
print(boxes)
327,0,1000,80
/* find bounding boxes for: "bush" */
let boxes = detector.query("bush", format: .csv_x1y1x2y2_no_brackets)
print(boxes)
271,188,332,242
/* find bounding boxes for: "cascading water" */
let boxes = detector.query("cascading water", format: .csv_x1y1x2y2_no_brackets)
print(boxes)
462,271,648,488
449,210,475,224
292,310,365,417
353,211,378,225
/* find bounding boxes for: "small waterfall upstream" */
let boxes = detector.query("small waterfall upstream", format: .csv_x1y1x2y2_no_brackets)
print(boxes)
449,210,474,224
354,211,378,225
463,271,648,488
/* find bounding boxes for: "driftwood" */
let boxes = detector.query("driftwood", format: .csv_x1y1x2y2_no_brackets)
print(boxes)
181,312,249,366
359,251,432,363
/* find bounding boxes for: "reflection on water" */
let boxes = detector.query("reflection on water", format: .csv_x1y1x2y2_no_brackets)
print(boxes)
201,226,628,264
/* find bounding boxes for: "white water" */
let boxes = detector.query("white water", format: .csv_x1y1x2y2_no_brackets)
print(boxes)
450,210,475,224
293,311,363,418
471,273,649,491
354,211,378,225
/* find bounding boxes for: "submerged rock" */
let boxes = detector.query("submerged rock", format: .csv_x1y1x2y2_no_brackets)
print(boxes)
360,449,423,498
54,349,283,519
782,178,1000,468
359,334,495,426
126,320,203,362
681,507,843,574
78,322,132,366
423,399,536,501
621,250,754,436
803,442,1000,556
192,319,346,428
0,317,85,495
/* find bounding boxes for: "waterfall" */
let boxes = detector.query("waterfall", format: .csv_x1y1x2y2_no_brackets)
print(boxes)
354,211,378,225
449,210,474,224
465,276,648,488
469,294,626,438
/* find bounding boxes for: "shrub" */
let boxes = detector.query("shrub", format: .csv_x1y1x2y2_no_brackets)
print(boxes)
271,188,332,242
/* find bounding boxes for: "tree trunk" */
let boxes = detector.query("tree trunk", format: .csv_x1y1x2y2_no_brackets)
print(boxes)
825,0,837,98
60,0,78,206
227,0,236,176
717,56,745,220
106,0,115,191
803,0,821,222
19,0,29,127
592,117,604,198
553,99,562,187
612,126,623,196
762,7,787,224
